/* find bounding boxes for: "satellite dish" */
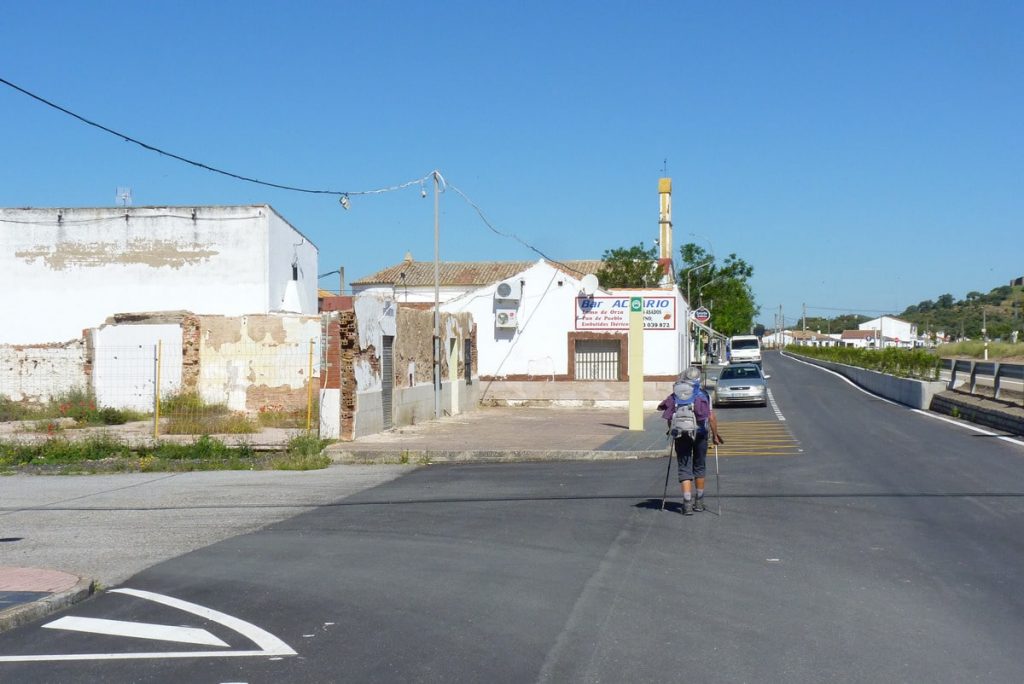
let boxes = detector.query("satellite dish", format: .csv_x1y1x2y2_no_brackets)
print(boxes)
580,274,599,295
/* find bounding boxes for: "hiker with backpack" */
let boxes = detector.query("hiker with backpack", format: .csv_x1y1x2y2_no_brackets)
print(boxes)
657,366,724,515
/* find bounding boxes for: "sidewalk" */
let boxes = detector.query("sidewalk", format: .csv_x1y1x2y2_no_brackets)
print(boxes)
326,406,674,464
0,566,94,633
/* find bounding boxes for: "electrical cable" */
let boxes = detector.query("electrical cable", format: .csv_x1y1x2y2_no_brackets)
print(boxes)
446,182,589,277
0,76,430,198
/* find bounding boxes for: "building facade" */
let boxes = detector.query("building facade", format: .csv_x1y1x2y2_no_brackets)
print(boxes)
0,205,318,344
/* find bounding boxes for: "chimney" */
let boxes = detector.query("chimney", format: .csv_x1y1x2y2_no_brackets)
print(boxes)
658,177,674,284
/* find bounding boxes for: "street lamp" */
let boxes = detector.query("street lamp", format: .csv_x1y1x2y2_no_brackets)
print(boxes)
697,274,726,306
683,259,714,308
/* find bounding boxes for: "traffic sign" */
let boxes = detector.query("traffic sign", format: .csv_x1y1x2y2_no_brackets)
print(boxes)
630,297,642,312
692,306,711,323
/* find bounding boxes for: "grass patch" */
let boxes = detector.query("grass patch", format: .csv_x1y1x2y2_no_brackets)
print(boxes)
0,389,147,426
257,403,318,429
0,431,332,474
935,341,1024,360
271,432,331,470
160,392,258,435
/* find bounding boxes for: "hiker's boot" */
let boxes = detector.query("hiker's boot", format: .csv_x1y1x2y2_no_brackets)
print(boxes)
693,497,706,513
683,500,695,516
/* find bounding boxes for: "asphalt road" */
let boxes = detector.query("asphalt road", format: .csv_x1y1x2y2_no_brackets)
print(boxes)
3,351,1024,683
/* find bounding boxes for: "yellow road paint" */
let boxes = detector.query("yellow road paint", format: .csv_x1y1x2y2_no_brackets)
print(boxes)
715,420,801,457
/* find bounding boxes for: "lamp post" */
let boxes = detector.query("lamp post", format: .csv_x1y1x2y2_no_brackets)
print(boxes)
684,259,715,308
432,170,443,419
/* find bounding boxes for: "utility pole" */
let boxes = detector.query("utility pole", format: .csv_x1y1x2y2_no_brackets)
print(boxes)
802,303,806,332
433,170,442,420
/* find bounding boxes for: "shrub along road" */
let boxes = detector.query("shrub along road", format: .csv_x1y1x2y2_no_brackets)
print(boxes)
2,353,1024,682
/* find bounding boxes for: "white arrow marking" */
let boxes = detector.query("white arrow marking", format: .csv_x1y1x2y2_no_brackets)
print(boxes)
0,588,295,662
43,616,229,647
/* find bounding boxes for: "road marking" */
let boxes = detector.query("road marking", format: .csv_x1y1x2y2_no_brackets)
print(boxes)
781,352,903,407
910,409,1024,448
782,351,1024,449
715,421,802,456
0,588,296,663
767,389,786,421
43,617,229,647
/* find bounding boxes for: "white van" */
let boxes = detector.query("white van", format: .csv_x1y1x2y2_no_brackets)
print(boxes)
728,335,762,365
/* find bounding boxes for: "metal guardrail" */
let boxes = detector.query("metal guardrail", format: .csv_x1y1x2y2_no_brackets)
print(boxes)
944,358,1024,403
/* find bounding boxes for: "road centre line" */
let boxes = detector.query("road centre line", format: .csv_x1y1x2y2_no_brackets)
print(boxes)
781,352,1024,448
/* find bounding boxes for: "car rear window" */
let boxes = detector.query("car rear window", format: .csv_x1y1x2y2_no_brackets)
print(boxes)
720,366,759,380
731,339,759,350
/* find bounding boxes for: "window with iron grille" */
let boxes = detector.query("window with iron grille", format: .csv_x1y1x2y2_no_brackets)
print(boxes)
574,338,620,381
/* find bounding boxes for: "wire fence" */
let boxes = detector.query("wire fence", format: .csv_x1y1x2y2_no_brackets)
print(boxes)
0,340,320,439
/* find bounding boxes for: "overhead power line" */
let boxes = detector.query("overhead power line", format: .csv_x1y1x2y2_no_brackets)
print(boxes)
0,76,428,197
2,76,595,275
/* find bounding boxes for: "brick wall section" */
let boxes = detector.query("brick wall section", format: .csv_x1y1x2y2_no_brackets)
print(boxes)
181,315,201,393
321,313,342,391
338,310,358,440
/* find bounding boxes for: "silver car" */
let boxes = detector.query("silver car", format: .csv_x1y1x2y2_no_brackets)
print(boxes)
711,363,767,407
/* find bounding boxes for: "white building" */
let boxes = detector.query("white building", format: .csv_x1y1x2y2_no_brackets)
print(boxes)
858,316,917,348
424,260,685,405
0,205,318,344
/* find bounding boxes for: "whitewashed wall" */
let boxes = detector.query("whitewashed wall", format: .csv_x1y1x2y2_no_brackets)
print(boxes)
0,205,317,345
0,341,88,403
267,211,318,314
92,323,184,412
443,260,686,378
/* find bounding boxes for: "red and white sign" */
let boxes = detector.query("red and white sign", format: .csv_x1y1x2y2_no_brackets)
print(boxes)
575,296,676,330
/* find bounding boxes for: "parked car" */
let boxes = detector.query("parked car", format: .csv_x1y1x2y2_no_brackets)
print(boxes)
711,363,767,407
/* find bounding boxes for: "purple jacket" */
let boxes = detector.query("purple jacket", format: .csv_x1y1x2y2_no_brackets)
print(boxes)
657,389,711,422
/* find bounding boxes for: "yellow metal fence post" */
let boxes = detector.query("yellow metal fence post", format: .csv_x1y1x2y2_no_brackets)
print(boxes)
306,338,314,431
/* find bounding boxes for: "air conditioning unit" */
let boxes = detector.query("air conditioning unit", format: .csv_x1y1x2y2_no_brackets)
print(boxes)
495,279,522,301
495,309,518,329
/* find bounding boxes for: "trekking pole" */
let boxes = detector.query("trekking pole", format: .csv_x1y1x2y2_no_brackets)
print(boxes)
714,441,721,516
660,437,674,511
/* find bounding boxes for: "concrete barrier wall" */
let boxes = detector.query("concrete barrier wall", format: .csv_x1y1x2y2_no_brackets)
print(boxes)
788,354,946,409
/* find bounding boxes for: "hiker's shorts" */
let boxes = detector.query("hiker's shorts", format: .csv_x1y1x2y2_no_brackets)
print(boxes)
675,432,708,482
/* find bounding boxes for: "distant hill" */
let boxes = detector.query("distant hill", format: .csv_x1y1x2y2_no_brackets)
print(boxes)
898,284,1023,340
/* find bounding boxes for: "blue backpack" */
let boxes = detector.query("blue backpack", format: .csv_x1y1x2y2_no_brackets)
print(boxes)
670,380,710,439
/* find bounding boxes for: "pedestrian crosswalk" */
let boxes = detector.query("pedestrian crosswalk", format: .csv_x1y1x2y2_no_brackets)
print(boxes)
714,420,802,457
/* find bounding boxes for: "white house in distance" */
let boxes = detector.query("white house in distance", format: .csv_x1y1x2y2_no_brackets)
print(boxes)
858,315,917,348
0,205,318,344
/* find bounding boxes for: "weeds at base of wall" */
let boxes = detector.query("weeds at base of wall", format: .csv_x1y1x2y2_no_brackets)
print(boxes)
1,389,148,426
950,407,961,419
0,432,332,474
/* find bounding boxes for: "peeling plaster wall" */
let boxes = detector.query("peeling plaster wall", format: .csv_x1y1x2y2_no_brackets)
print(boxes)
196,314,321,412
0,340,88,403
0,206,317,345
352,294,396,392
92,323,184,412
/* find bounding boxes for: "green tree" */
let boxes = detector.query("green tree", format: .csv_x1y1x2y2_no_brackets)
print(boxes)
595,242,664,288
677,242,760,335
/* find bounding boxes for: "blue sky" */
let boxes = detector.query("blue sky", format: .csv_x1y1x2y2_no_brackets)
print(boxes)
2,1,1020,328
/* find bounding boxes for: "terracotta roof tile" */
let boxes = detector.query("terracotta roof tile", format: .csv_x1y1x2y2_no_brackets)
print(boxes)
352,259,606,287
